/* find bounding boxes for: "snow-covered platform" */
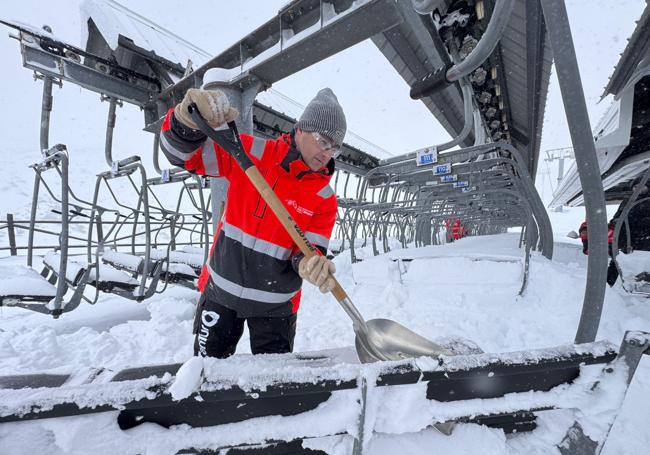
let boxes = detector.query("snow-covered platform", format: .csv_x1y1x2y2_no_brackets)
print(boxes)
1,332,647,454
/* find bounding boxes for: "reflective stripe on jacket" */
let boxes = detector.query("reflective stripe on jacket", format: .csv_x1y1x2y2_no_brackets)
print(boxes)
160,108,337,317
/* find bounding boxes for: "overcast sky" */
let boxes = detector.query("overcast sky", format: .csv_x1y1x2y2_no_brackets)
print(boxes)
0,0,645,171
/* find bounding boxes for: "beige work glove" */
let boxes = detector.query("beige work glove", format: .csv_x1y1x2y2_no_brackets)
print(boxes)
174,88,239,130
298,255,337,294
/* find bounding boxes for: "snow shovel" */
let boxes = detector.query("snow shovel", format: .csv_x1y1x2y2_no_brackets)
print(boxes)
188,104,452,362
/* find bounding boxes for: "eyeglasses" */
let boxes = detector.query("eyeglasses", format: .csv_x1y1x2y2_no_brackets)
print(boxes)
311,132,342,158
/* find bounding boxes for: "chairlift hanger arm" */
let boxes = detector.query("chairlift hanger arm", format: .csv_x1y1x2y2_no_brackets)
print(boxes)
1,18,160,106
1,19,160,89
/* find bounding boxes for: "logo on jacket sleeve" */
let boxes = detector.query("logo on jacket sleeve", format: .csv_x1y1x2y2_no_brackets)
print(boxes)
285,199,314,216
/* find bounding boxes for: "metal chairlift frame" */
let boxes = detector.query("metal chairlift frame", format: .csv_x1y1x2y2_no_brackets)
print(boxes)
0,0,644,452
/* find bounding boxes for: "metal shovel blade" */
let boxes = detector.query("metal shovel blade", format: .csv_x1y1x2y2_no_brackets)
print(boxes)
354,318,452,363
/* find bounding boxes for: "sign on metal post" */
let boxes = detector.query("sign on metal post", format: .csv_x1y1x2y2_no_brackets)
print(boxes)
454,181,469,188
433,163,452,175
415,146,438,166
441,174,458,183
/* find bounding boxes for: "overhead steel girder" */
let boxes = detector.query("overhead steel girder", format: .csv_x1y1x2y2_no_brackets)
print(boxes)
374,142,523,175
155,0,404,115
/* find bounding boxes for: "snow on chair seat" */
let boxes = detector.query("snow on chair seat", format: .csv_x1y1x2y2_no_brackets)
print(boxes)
43,252,87,286
101,250,157,277
162,262,198,289
148,249,201,289
149,248,205,272
181,245,206,257
0,258,91,317
0,265,57,305
91,251,164,301
86,261,139,292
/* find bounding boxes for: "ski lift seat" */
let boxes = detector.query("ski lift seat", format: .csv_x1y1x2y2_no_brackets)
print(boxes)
86,260,139,293
0,264,57,307
149,248,204,273
148,248,203,288
2,331,647,453
0,255,92,317
43,252,87,286
162,262,198,288
101,250,160,278
42,252,138,294
630,280,650,296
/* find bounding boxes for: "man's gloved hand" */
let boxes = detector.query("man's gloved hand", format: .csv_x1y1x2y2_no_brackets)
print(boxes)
174,88,239,130
298,255,336,293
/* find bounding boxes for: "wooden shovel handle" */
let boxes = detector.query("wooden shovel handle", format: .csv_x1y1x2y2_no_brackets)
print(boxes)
187,104,347,302
243,166,347,302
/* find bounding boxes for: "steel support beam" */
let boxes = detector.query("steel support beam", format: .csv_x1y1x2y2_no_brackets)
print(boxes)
540,0,608,344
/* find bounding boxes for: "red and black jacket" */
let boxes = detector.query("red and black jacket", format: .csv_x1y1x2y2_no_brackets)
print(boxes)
160,108,337,317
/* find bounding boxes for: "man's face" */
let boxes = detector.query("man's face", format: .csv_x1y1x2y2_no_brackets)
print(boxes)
295,129,338,171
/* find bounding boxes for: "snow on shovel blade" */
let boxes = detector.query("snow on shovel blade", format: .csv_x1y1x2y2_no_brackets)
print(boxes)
355,318,453,363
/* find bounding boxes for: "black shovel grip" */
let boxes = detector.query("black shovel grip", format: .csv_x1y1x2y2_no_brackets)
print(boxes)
187,103,253,171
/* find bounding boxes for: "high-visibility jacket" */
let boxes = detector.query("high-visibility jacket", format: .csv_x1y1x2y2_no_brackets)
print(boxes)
451,219,464,240
579,221,615,243
445,218,464,240
160,109,337,317
579,220,615,255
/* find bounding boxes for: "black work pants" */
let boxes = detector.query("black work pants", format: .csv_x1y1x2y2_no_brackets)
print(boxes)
192,295,297,358
607,259,619,287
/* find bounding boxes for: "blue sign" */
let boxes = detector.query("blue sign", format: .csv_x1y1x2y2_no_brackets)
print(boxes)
440,174,458,183
415,146,438,166
454,181,469,188
433,163,452,175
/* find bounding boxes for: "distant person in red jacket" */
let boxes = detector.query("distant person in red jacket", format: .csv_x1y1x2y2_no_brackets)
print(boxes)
445,218,464,242
161,86,346,358
452,219,465,240
578,180,650,286
579,220,619,286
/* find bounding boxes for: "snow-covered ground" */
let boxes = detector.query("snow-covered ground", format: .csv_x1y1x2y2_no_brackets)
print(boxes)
1,227,649,453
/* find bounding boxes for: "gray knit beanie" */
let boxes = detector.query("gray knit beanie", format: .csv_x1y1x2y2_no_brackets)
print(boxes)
295,88,347,147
